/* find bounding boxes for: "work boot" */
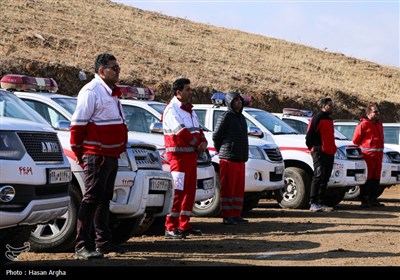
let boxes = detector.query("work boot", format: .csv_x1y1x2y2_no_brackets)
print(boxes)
178,228,202,236
165,230,185,239
222,217,238,225
75,247,104,260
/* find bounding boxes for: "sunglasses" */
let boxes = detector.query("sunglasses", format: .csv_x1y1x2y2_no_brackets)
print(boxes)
372,110,380,114
104,65,121,72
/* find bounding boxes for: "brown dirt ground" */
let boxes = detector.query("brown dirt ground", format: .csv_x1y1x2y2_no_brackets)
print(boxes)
4,185,400,270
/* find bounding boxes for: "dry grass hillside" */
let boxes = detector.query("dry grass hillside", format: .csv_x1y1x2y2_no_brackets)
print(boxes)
0,0,399,121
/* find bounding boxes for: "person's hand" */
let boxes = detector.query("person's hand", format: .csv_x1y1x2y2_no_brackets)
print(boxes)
197,142,207,153
76,154,83,165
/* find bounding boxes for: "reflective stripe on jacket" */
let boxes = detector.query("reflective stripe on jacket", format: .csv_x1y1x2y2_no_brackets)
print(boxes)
163,96,206,155
70,74,128,158
352,117,384,158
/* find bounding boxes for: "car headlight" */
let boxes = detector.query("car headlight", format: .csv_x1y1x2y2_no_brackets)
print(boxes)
0,132,25,160
382,153,391,163
248,145,265,160
334,148,347,160
118,151,130,168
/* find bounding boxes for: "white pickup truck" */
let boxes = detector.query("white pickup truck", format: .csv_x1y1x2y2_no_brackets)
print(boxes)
116,87,285,216
12,81,216,215
1,74,174,252
0,89,71,262
333,119,400,199
192,93,368,209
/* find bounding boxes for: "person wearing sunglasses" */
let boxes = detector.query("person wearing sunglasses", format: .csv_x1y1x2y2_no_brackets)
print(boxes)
353,103,385,208
70,53,128,259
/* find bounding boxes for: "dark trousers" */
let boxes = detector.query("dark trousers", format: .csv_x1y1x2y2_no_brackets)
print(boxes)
310,151,334,205
75,154,118,251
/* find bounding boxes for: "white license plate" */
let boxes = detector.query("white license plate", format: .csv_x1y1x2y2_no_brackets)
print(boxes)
275,166,284,174
48,168,71,184
355,173,366,181
202,179,213,190
150,179,170,191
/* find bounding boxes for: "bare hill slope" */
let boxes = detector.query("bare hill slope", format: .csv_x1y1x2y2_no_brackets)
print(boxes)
0,0,399,120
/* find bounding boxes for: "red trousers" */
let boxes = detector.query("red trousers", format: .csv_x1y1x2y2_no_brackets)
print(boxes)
364,153,383,180
219,159,245,218
165,153,197,231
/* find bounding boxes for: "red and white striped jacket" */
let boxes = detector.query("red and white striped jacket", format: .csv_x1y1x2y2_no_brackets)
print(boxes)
163,96,207,155
70,74,128,158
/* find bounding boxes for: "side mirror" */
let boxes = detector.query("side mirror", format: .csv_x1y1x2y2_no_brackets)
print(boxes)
150,122,163,134
248,126,263,138
55,120,71,131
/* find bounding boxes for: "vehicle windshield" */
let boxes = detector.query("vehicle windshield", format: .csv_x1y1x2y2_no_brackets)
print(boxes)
0,90,50,126
148,103,166,115
245,109,299,135
334,129,348,140
52,97,77,115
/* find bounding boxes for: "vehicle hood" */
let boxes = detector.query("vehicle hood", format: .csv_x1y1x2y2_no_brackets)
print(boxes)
0,117,55,133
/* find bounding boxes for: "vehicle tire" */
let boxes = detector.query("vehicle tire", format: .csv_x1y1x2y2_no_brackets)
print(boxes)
192,173,221,217
324,188,347,207
275,167,311,209
111,215,147,244
130,214,155,237
242,193,263,213
344,185,385,200
344,185,360,200
29,183,81,252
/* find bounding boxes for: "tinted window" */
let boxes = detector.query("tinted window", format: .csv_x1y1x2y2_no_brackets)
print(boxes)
384,126,400,145
22,99,68,127
122,105,159,133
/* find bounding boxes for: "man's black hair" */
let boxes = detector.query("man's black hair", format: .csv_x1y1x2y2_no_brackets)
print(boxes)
94,53,117,73
319,97,332,108
172,78,190,95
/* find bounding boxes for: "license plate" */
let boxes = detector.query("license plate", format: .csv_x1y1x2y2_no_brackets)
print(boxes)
355,173,366,181
275,166,284,174
202,179,213,190
48,168,71,184
150,179,170,191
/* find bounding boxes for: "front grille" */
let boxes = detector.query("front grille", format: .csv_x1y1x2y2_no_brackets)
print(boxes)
17,132,63,162
347,169,365,176
35,184,69,196
264,148,283,162
391,171,400,177
132,147,161,169
270,172,283,182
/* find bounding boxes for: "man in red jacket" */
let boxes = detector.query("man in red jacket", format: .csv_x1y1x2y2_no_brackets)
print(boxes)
353,103,384,208
70,53,128,259
162,78,208,239
306,97,337,212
